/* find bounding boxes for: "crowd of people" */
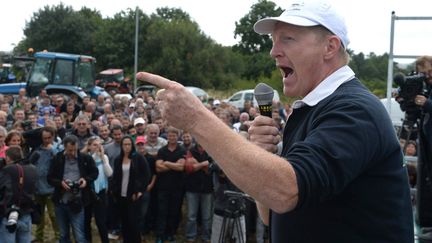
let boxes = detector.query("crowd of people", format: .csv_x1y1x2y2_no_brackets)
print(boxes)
0,88,289,243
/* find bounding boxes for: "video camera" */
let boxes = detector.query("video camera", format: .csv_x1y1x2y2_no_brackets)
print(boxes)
394,72,428,123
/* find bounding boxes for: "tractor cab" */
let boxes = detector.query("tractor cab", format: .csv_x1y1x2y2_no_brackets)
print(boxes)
0,63,16,83
26,52,108,100
97,69,130,94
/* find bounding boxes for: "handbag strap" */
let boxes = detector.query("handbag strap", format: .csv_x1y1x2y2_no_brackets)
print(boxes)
14,164,24,206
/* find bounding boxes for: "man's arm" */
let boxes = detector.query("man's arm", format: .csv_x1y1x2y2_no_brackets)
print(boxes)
138,72,299,213
156,159,170,172
192,160,209,172
163,158,185,172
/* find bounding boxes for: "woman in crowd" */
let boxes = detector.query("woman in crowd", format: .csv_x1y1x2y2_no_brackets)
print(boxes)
5,130,23,146
110,136,151,243
81,136,112,243
405,140,417,157
0,126,7,158
62,100,78,129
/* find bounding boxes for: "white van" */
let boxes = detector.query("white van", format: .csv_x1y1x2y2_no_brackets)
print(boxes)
380,98,405,127
224,89,280,109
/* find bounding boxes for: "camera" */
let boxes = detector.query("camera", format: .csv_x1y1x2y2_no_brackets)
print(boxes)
5,205,20,233
66,180,81,195
223,190,252,217
394,72,428,123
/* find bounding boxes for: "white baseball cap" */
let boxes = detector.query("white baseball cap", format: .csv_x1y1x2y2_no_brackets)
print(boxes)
254,0,349,48
134,117,145,126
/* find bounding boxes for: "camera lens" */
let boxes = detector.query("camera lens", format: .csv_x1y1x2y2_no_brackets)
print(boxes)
6,211,19,233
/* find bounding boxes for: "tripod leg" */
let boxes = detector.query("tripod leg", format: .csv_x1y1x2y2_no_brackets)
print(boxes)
232,216,246,243
218,215,227,243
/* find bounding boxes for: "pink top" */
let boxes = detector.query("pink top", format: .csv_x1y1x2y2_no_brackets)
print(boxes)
0,145,9,158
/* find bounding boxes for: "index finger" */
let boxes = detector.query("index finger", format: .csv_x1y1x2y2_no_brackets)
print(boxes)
136,72,177,89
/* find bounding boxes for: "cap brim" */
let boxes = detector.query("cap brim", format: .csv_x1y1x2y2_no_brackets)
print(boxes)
254,16,318,34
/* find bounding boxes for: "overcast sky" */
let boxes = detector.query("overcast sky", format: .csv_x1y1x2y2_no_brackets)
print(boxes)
2,0,432,63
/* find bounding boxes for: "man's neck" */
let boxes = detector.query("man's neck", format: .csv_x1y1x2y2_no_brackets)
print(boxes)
168,143,177,151
77,130,88,137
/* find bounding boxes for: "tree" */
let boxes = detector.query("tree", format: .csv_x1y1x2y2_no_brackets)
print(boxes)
92,8,150,71
20,3,102,54
233,0,283,55
232,0,282,81
139,7,244,89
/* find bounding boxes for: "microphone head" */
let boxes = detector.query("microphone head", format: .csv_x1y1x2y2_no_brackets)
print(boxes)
254,83,274,106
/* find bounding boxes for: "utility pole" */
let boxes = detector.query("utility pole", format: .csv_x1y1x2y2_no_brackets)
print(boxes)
134,6,139,92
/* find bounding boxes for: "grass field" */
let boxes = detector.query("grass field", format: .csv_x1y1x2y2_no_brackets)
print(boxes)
31,203,261,243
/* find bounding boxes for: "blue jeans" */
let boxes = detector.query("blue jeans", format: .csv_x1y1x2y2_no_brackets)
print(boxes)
185,192,213,241
139,191,151,234
0,213,32,243
55,203,86,243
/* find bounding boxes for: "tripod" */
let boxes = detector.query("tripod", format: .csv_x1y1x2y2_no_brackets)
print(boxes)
216,190,255,243
218,199,245,243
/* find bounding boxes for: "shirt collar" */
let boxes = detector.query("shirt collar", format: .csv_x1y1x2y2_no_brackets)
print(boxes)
64,151,78,159
292,65,355,109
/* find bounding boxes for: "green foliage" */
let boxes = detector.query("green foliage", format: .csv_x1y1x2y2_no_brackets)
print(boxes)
233,0,282,81
233,0,282,55
21,3,102,54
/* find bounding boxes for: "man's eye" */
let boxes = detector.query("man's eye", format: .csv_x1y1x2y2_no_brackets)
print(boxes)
282,36,294,42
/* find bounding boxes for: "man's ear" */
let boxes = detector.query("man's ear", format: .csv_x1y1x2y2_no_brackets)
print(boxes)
324,35,342,60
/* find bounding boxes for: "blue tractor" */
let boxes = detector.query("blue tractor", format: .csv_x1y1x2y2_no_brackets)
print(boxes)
0,63,16,83
25,52,108,99
0,52,108,100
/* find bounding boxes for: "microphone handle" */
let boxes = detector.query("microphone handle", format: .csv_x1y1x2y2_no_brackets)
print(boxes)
258,104,273,118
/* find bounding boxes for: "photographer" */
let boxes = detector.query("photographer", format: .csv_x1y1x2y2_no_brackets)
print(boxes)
414,56,432,141
0,146,37,243
47,135,98,243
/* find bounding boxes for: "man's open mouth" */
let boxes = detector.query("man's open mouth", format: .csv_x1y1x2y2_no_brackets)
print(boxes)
280,67,293,78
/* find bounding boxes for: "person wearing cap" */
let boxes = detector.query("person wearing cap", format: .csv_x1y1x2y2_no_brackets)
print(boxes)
135,135,158,237
134,117,146,136
135,0,413,242
125,103,137,121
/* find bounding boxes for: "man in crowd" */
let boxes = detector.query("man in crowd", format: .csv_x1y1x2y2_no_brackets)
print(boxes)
411,55,432,240
155,127,186,243
184,141,213,243
47,135,98,243
136,0,413,241
233,112,250,133
103,125,123,240
134,117,146,136
68,115,95,150
144,123,167,158
32,127,61,242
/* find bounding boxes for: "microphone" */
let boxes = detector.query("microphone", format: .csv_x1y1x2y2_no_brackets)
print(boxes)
254,83,274,117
